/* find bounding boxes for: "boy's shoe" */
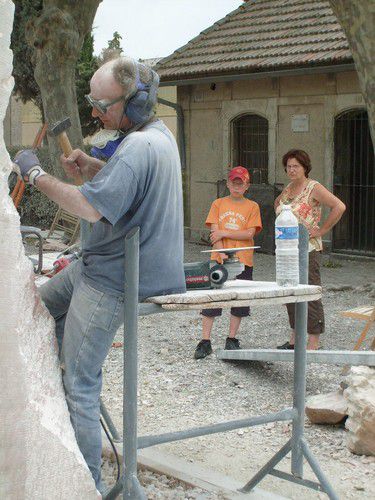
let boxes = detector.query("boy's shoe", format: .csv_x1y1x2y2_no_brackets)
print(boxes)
277,341,294,350
225,337,241,350
194,340,212,359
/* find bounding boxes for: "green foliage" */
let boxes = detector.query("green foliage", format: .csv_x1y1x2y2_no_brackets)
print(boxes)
11,0,43,111
76,32,100,136
323,258,343,269
98,31,124,65
11,3,99,136
107,31,123,52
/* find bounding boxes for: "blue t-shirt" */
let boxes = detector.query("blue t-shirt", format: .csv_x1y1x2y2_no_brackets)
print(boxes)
80,120,186,300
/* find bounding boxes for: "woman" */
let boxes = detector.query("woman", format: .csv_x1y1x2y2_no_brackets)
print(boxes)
275,149,346,350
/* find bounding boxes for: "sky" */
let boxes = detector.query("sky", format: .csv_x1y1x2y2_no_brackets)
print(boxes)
93,0,244,60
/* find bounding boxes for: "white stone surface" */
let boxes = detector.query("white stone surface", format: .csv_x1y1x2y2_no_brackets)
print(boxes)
0,2,99,497
344,366,375,456
146,279,321,304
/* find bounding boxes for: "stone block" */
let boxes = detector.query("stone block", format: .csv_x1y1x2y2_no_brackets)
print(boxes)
344,366,375,456
305,391,348,425
0,2,99,497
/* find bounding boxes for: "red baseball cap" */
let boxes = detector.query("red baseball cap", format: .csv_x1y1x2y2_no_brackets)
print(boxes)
228,166,250,183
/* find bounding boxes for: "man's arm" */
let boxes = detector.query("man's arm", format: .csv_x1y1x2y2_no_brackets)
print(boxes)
36,175,102,223
13,148,102,223
60,149,105,182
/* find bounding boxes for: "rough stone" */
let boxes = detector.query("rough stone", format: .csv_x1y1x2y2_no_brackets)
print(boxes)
0,2,98,497
305,391,348,424
344,366,375,456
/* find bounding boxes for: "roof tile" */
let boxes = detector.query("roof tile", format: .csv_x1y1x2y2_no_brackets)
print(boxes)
156,0,352,81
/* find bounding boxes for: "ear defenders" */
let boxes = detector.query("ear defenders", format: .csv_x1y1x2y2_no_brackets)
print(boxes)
124,61,160,125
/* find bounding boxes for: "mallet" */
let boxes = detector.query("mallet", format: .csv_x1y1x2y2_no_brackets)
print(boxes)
50,117,83,185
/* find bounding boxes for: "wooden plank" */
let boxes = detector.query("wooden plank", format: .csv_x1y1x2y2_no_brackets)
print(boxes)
137,449,283,499
217,349,375,365
341,305,374,320
101,442,284,499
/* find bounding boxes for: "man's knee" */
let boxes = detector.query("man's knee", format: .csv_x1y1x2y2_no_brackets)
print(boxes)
38,262,80,317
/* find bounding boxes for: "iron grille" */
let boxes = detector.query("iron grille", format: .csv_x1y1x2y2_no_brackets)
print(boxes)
333,109,375,256
232,114,268,184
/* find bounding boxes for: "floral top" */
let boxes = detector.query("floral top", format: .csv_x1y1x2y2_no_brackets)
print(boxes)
276,180,322,252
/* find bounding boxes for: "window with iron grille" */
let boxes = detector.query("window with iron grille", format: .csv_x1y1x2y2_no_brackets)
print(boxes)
232,114,269,184
333,108,375,255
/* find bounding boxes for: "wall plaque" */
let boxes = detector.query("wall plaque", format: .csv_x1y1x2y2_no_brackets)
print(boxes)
292,114,309,132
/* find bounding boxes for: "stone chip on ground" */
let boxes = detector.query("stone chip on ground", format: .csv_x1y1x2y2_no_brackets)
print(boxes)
305,390,348,425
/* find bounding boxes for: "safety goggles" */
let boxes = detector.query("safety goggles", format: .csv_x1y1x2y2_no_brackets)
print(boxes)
85,94,125,115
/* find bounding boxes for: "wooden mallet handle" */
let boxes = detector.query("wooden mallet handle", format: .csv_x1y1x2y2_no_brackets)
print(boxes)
58,132,83,186
51,118,84,186
58,131,73,157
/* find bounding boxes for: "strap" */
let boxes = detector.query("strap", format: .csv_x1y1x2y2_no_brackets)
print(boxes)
304,180,319,198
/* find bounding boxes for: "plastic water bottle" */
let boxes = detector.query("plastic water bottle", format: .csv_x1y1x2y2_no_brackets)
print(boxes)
275,205,299,286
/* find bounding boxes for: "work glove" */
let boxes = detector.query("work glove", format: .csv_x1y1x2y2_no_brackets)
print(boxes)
13,149,47,186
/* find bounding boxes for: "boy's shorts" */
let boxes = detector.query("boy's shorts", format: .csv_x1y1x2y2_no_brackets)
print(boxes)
200,265,253,318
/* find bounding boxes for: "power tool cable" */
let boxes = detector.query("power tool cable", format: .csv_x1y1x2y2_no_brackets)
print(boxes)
100,417,121,482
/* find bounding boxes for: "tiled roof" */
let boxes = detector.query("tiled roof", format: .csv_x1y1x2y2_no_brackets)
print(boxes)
155,0,352,82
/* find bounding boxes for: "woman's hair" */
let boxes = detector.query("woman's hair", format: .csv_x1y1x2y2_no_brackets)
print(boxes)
282,149,311,178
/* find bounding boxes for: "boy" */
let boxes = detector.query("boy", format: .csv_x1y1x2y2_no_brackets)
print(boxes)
194,166,262,359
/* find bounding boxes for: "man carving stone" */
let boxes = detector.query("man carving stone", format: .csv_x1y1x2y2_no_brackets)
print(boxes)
14,57,186,492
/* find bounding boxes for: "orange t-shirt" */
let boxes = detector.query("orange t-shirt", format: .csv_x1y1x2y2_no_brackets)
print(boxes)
205,196,262,267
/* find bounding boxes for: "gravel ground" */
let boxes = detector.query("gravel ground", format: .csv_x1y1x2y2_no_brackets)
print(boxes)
100,242,375,499
26,236,375,498
102,460,221,499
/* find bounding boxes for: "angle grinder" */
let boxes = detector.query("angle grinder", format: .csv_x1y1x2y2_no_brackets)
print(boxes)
184,246,260,290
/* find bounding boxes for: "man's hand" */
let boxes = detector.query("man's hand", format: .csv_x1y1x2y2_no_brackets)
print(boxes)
13,149,47,185
210,229,227,244
61,149,105,181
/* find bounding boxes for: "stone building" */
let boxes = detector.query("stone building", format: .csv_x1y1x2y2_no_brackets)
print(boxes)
4,97,42,147
156,0,374,256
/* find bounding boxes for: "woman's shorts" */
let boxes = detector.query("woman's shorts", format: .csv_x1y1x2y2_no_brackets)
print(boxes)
201,265,253,318
286,250,325,335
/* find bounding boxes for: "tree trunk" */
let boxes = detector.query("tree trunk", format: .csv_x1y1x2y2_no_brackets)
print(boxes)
329,0,375,144
26,0,102,178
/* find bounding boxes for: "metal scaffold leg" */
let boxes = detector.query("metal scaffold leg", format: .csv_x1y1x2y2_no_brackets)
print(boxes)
240,439,292,493
122,227,146,500
239,227,339,498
